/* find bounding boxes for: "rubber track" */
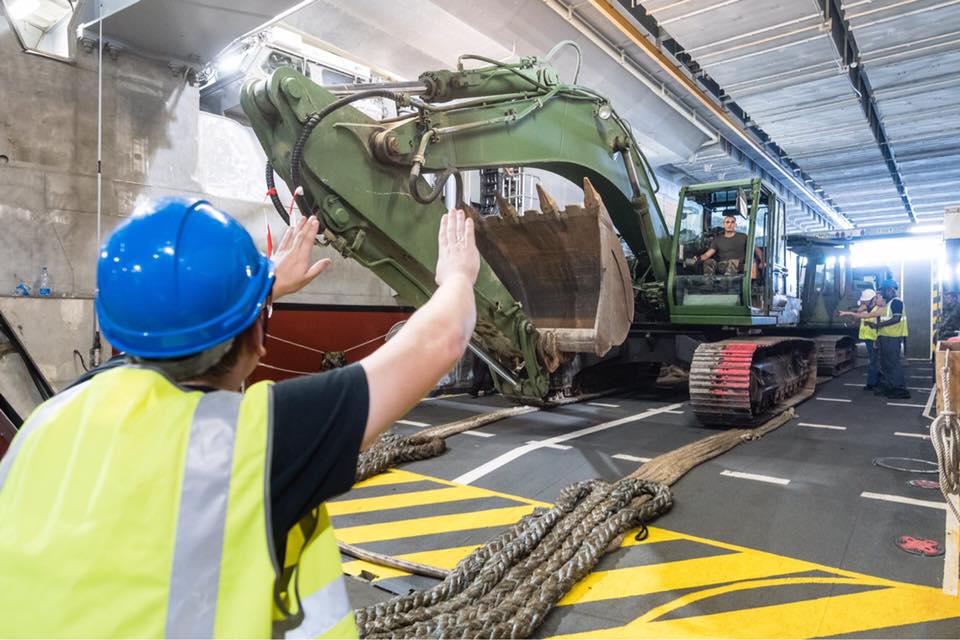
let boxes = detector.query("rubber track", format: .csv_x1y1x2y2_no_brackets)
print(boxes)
689,336,817,426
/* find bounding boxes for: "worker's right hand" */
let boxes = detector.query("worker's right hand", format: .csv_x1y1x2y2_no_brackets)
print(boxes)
272,215,332,299
435,209,480,287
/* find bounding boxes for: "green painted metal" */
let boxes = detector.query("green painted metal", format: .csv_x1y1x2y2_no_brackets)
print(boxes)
240,59,671,402
667,178,779,325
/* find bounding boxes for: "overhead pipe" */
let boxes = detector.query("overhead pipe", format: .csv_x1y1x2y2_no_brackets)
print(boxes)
541,0,720,143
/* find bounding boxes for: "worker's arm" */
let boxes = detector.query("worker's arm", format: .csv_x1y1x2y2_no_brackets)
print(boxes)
359,210,479,450
698,247,716,262
839,306,883,319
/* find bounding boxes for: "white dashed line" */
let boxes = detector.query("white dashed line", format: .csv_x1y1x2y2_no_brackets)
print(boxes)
798,422,847,431
860,492,946,511
396,419,430,427
816,397,852,403
894,431,931,440
720,470,790,485
909,387,932,391
525,440,571,450
910,376,932,380
586,402,620,408
843,383,867,387
462,431,495,438
664,410,685,414
887,402,927,408
453,402,684,485
612,454,652,463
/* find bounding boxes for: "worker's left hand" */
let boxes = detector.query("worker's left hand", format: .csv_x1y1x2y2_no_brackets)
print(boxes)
272,216,332,299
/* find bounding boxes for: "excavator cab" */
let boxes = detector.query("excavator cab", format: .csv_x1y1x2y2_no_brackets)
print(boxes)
669,178,788,325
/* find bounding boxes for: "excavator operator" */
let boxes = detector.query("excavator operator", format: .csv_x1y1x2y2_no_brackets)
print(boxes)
693,213,765,277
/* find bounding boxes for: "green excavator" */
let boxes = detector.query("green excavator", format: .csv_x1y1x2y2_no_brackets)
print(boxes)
240,47,855,425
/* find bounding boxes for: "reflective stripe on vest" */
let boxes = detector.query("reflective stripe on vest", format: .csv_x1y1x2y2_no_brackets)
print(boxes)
276,506,357,639
285,575,352,639
166,391,242,638
879,297,909,338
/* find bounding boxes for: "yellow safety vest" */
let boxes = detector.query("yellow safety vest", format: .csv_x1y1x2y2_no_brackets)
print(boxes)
859,305,878,341
0,366,355,639
878,297,909,338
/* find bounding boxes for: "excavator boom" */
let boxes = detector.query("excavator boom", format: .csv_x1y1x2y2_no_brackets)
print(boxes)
241,54,671,402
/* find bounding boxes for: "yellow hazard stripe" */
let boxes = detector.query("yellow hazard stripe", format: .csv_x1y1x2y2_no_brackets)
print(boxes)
335,505,537,545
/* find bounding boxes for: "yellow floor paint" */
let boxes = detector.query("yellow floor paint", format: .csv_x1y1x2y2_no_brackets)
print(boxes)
333,470,960,637
350,469,432,490
328,485,500,517
335,505,537,545
558,551,816,605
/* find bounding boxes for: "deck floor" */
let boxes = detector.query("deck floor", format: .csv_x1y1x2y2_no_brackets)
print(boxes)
333,359,960,638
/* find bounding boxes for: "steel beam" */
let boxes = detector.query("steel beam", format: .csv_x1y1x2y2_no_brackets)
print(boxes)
816,0,917,223
608,0,851,230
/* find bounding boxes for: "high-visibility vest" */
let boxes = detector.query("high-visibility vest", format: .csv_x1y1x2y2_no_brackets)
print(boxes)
0,366,355,638
878,297,909,338
859,304,879,341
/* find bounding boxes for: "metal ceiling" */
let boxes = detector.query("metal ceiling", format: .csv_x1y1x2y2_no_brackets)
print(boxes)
631,0,960,229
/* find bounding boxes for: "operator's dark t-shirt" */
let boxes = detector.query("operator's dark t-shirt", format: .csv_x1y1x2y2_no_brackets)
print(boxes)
709,232,747,262
890,298,904,316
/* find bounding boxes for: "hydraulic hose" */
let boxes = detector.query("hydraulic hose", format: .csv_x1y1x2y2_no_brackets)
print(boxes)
270,89,405,230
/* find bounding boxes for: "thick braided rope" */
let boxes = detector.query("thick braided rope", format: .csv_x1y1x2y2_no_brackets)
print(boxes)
357,478,671,638
355,431,446,482
932,356,960,521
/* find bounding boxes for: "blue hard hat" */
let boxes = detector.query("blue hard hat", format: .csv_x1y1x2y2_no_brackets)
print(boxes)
880,278,899,290
96,197,275,358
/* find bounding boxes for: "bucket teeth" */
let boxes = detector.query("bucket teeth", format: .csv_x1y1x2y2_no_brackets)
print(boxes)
583,177,601,211
495,193,520,222
536,184,561,219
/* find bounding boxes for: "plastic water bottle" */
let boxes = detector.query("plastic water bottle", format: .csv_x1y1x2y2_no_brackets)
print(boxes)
37,267,51,297
13,273,30,296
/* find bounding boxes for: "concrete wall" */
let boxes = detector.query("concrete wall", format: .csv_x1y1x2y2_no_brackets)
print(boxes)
0,22,398,394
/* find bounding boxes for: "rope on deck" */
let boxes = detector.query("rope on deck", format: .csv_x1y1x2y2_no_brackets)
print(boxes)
353,408,796,638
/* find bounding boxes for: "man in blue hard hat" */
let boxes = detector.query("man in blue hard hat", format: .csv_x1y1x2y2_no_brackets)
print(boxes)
868,278,910,399
0,198,480,637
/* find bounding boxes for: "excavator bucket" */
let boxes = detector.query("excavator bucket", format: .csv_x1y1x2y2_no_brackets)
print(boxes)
469,178,634,366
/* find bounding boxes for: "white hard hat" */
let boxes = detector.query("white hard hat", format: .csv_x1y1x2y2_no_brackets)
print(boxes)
859,288,877,303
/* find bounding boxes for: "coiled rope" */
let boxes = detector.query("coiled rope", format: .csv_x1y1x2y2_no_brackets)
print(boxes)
932,355,960,521
351,409,796,638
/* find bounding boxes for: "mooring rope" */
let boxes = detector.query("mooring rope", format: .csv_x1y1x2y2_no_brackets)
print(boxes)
351,409,796,638
931,356,960,521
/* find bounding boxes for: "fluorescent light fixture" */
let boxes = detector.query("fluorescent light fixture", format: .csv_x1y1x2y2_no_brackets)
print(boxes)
850,236,943,268
908,223,943,234
5,0,33,20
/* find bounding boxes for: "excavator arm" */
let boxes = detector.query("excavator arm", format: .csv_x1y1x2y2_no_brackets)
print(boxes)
240,51,671,402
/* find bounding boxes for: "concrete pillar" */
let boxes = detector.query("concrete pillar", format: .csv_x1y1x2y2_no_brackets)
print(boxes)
902,258,933,359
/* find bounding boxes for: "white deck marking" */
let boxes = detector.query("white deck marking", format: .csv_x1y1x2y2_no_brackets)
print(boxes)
586,402,620,408
909,387,932,391
664,409,685,414
910,376,933,380
798,422,847,431
525,441,571,450
462,431,495,438
887,402,927,408
861,492,947,511
720,470,791,485
396,419,430,428
894,431,931,440
816,397,852,403
612,454,652,463
453,402,684,485
844,383,866,387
